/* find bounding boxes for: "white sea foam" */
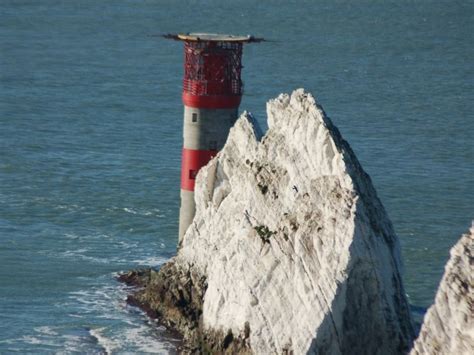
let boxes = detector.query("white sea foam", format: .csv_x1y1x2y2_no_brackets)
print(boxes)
121,325,171,353
122,207,165,218
89,328,119,355
54,203,83,211
33,268,177,353
34,326,58,336
63,281,177,353
123,207,138,215
56,334,86,355
68,286,123,314
19,275,178,354
20,335,58,347
64,232,111,241
20,336,42,345
118,240,139,249
67,313,84,318
64,233,80,240
60,249,116,264
2,333,75,352
131,255,168,267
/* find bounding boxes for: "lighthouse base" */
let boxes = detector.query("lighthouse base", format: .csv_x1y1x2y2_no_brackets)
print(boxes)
179,190,195,243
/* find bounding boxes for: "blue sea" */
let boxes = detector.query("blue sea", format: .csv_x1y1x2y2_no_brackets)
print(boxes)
1,0,472,353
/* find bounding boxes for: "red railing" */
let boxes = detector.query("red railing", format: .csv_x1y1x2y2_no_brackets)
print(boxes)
183,41,243,97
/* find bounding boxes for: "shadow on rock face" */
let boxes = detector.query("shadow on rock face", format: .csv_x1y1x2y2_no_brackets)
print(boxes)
309,256,414,355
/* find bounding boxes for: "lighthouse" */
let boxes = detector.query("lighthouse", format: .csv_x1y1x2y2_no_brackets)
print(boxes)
164,33,262,242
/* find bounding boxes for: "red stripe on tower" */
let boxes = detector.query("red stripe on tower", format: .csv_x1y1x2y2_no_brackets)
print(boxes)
180,148,217,191
182,92,241,109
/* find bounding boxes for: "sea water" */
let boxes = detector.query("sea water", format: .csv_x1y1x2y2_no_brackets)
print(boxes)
1,0,472,352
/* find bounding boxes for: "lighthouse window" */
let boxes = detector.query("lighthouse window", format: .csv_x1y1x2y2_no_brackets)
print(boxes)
189,169,197,180
192,113,198,122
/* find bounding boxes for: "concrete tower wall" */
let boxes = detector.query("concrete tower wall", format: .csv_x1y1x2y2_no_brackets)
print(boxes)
179,106,239,241
182,107,238,150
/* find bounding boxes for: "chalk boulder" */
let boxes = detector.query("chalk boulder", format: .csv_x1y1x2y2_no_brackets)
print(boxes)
127,89,415,354
410,224,473,355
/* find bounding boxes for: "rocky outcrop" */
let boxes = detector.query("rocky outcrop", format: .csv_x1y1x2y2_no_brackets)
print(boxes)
410,224,473,355
125,89,415,354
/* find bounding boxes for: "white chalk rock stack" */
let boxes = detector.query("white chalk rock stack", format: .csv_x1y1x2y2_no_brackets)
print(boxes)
410,224,473,355
177,89,414,354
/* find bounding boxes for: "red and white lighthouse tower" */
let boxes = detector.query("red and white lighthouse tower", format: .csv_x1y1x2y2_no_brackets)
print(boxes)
165,33,262,242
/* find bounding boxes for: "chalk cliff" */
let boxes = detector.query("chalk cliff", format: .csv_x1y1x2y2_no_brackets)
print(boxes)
123,89,415,354
410,224,473,355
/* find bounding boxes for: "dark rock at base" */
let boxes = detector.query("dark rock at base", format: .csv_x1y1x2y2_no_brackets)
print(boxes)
118,263,251,354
